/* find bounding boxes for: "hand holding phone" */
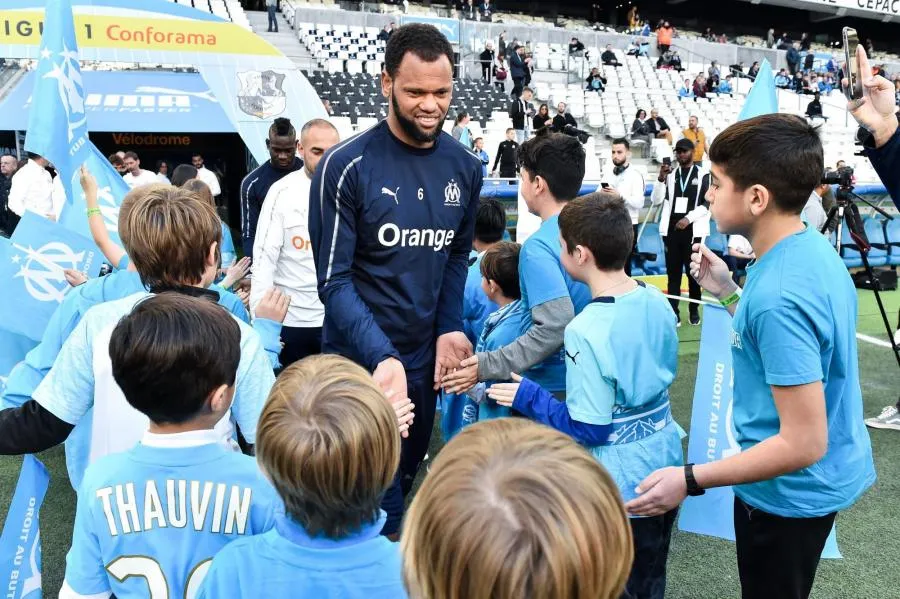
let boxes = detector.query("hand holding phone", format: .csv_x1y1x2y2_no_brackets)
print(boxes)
662,157,672,166
842,27,863,101
842,37,899,147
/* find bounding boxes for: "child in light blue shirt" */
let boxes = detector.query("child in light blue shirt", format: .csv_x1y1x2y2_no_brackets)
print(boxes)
59,294,277,599
199,354,407,598
489,192,682,599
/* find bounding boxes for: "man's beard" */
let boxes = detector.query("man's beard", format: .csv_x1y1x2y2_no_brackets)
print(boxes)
612,157,626,167
391,92,442,144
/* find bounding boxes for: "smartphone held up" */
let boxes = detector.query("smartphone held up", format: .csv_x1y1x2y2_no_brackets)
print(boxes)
842,27,863,101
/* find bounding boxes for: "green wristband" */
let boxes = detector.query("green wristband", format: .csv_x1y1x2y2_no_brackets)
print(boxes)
720,291,741,307
86,208,102,217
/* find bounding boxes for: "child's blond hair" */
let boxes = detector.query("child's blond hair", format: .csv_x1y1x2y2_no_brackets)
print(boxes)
121,185,221,289
401,419,633,599
256,354,400,538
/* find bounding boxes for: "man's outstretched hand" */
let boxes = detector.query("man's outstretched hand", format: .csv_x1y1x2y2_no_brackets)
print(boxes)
433,332,473,391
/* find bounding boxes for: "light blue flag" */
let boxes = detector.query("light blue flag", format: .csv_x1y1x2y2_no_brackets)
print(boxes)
56,143,126,249
24,0,124,249
679,306,841,558
0,326,37,397
23,0,89,204
737,58,778,121
0,455,50,599
0,212,102,341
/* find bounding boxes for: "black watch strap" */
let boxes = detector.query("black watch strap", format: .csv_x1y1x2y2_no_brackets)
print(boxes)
685,463,705,496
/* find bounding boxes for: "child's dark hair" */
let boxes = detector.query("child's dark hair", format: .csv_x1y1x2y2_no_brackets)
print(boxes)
517,133,586,201
474,199,507,244
109,293,241,425
709,113,822,214
480,242,521,299
170,164,198,187
559,191,633,271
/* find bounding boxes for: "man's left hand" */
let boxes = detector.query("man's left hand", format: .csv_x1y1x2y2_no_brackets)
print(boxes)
433,332,473,390
675,217,691,230
624,466,688,516
441,354,479,394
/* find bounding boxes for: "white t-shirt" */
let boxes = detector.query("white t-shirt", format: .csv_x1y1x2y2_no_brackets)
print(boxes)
7,159,53,218
251,169,324,328
728,234,753,257
196,166,221,196
601,162,646,224
122,169,160,189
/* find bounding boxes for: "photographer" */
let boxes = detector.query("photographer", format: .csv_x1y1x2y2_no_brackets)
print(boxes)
846,45,900,431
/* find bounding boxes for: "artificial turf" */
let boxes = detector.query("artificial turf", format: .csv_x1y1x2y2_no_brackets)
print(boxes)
1,288,897,597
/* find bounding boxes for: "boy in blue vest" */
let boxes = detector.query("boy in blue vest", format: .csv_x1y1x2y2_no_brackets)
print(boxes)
198,354,407,597
59,293,277,598
462,241,528,425
489,192,682,599
626,114,875,599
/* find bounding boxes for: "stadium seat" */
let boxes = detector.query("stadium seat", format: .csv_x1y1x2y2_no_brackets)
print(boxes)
886,217,900,266
840,216,889,268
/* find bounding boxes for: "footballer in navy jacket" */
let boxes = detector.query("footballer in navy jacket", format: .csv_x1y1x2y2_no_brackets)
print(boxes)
309,23,483,535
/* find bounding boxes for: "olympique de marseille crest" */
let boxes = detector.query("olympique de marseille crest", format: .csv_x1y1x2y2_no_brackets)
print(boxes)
11,240,92,304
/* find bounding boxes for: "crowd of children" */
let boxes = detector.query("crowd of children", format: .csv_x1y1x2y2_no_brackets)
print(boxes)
0,111,875,599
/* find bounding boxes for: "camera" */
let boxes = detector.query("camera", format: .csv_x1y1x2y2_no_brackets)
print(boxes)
822,166,853,188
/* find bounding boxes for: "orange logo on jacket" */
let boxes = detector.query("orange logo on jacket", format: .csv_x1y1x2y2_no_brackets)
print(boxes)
291,236,311,251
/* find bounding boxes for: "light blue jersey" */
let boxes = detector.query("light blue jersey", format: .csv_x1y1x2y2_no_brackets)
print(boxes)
462,253,498,347
197,511,406,599
731,226,875,517
519,215,591,392
220,222,236,269
31,291,275,489
60,432,277,599
565,283,683,505
470,299,529,422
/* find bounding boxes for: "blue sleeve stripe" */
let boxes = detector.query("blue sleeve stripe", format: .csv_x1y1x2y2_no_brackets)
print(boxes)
322,155,364,284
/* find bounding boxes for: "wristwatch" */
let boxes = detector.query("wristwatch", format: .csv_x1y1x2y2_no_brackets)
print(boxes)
684,463,705,496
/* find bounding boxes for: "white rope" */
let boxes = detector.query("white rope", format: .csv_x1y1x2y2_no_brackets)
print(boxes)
855,333,894,349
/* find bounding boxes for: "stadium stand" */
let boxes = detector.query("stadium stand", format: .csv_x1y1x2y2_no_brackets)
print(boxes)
166,0,253,30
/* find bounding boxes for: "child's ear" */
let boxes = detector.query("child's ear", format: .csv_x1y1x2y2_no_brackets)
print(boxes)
208,384,234,414
207,241,219,268
747,184,770,216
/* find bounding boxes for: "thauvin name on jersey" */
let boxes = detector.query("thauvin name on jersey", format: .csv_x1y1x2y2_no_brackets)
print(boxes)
95,480,254,537
377,223,455,252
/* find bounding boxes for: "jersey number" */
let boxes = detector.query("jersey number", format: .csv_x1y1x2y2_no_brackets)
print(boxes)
417,188,424,200
107,556,212,599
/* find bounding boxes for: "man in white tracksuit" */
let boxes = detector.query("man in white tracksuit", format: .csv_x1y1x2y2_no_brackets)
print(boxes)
602,137,646,276
251,119,341,366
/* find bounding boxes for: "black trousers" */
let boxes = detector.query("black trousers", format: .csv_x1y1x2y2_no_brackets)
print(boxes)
734,497,836,599
664,232,700,316
481,63,492,83
626,224,638,277
622,509,678,599
380,368,437,536
279,326,321,368
511,76,524,98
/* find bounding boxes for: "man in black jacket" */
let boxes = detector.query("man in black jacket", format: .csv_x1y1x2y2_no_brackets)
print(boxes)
601,44,619,66
480,41,495,83
645,108,673,145
509,87,533,143
585,67,607,93
509,44,527,98
552,102,578,133
0,154,17,236
491,128,520,179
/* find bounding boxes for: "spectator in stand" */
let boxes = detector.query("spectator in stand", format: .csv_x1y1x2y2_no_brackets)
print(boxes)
533,104,552,135
480,0,493,21
657,20,674,53
493,53,508,93
766,28,775,48
800,32,811,51
803,51,815,73
682,115,709,166
775,68,791,88
266,0,278,33
708,61,720,81
510,88,533,144
678,78,694,98
646,108,674,145
692,75,707,99
377,22,394,41
826,55,838,74
452,112,473,148
777,32,791,50
480,41,495,83
805,92,824,121
491,128,519,179
669,50,683,71
748,61,760,79
866,38,874,56
718,74,734,95
630,109,652,148
787,42,801,75
0,154,17,236
509,44,527,98
585,67,607,93
820,73,836,95
626,39,640,56
792,71,804,93
322,99,334,116
602,44,620,67
552,102,578,133
703,27,715,42
497,31,507,59
730,62,744,78
473,137,489,177
569,37,585,55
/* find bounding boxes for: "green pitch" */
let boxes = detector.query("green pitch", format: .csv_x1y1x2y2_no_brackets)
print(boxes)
1,288,897,597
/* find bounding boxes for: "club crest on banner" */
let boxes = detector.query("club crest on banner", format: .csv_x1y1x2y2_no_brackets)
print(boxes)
11,240,88,304
237,70,286,119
